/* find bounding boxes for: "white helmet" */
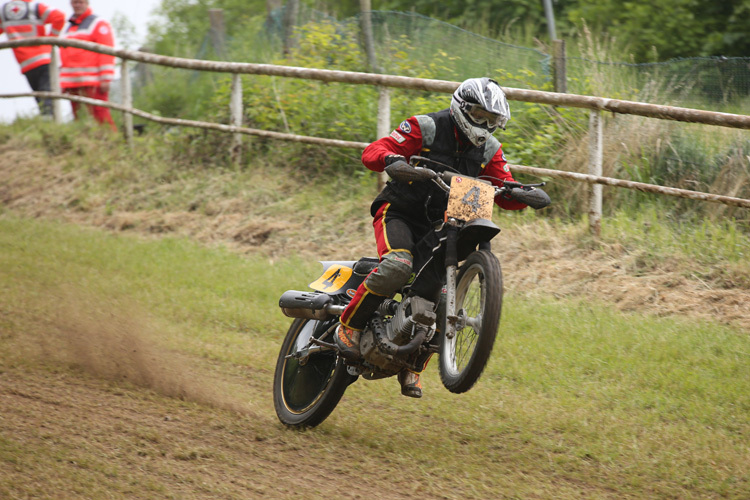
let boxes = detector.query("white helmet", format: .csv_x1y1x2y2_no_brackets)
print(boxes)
450,77,510,147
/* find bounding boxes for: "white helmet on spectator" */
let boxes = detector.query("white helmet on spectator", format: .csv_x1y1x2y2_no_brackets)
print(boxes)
450,77,510,147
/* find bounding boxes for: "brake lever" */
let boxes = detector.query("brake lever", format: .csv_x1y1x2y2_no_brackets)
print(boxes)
432,174,451,193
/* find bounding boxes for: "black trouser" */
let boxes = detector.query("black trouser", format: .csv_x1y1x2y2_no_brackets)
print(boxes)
341,203,446,330
24,64,52,116
375,205,447,304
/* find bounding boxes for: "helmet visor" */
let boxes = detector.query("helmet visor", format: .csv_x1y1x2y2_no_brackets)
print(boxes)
465,103,505,128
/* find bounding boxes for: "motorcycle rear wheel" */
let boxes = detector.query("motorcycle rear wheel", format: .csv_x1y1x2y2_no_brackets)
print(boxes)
273,318,354,428
439,249,503,393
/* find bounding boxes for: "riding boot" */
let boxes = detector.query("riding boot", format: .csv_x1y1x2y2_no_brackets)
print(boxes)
397,369,423,398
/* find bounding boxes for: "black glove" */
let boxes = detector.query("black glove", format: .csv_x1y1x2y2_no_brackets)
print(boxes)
508,187,551,210
384,154,406,167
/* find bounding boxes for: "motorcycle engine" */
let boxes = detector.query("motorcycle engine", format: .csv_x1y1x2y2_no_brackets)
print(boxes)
358,296,437,374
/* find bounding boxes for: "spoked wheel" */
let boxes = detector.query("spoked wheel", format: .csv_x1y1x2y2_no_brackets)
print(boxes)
273,318,354,428
439,249,503,393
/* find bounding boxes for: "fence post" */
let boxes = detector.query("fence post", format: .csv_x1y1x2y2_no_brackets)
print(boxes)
49,46,62,123
588,110,603,236
376,88,391,187
553,39,567,93
360,0,390,189
230,73,243,165
282,0,299,56
208,9,226,58
543,0,557,40
121,59,134,146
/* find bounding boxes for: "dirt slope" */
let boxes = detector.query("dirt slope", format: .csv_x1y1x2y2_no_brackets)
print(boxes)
1,138,748,331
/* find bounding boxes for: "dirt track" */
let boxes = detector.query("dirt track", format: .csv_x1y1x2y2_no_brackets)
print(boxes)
0,289,452,499
1,137,749,498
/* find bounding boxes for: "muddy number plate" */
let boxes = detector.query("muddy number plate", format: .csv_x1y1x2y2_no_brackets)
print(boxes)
445,176,495,221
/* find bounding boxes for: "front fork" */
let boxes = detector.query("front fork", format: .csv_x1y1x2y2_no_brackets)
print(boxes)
444,222,459,339
444,264,459,339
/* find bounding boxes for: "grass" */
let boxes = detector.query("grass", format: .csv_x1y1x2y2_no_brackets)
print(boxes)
1,214,748,498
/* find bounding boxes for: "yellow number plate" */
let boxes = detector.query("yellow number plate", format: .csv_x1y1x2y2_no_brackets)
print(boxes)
446,176,495,221
309,264,353,292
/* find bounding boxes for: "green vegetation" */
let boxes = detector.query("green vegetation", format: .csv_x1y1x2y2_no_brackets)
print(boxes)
1,214,748,498
127,3,750,227
149,1,750,62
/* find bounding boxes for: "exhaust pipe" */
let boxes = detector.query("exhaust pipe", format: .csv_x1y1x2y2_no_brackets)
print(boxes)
279,290,344,320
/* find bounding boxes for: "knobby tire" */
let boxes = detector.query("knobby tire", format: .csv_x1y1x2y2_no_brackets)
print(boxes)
273,318,353,428
439,250,503,393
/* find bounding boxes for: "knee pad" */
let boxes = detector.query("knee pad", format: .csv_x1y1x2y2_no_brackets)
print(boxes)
365,251,413,296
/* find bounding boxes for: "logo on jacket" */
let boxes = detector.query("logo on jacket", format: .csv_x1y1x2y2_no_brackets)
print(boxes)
4,1,29,20
390,130,405,143
399,120,411,134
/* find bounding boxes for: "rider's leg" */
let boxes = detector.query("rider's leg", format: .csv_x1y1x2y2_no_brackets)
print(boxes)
336,204,415,356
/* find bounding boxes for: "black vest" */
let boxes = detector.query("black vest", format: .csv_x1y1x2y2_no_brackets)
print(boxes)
371,109,501,222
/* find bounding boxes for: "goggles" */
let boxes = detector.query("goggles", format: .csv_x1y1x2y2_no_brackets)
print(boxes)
463,103,505,128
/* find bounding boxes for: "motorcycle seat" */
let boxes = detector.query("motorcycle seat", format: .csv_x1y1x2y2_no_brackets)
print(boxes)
353,257,380,276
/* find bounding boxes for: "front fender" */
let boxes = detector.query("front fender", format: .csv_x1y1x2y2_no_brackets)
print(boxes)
457,218,501,261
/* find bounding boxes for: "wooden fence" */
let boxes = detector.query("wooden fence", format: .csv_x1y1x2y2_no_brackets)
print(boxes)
2,37,750,234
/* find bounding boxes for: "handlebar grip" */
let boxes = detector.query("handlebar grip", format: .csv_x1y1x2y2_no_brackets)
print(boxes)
508,187,551,210
385,161,437,182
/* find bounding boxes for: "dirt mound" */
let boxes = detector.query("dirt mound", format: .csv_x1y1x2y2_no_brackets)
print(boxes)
1,137,748,332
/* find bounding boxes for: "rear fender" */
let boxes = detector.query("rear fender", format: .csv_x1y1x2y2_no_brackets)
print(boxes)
308,258,379,299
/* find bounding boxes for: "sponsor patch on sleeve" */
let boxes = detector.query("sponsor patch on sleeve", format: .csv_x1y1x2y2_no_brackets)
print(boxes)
390,130,406,143
503,164,510,172
399,120,412,134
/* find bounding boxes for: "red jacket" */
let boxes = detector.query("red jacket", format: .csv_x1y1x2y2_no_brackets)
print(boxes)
0,0,65,73
59,7,115,89
363,114,527,212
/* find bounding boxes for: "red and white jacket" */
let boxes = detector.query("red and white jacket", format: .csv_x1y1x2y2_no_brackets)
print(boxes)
0,0,64,73
59,7,115,89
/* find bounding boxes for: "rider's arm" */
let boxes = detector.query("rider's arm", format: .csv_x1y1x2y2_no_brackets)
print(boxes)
362,117,423,172
485,145,528,211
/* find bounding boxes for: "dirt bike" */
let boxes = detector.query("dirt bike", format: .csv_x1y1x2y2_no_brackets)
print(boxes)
273,157,550,427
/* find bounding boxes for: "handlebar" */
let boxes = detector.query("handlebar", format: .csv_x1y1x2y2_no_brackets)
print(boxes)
388,156,545,193
384,156,551,209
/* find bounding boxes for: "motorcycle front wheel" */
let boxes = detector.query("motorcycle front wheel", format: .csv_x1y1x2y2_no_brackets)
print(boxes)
273,318,354,428
439,249,503,393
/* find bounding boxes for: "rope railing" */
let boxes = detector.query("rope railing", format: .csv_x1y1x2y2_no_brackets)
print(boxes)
1,37,749,223
509,164,750,209
2,37,750,129
0,91,370,150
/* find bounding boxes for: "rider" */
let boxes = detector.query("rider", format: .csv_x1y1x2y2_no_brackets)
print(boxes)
335,77,530,398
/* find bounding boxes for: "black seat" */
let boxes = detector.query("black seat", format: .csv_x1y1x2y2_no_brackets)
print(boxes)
353,257,379,275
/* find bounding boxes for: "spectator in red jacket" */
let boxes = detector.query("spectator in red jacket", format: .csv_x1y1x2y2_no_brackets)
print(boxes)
60,0,116,130
0,0,65,117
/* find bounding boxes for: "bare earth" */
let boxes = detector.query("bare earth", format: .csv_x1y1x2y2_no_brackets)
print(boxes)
1,139,748,499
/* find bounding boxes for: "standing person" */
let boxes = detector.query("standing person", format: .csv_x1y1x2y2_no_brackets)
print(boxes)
60,0,116,130
335,77,533,398
0,0,65,117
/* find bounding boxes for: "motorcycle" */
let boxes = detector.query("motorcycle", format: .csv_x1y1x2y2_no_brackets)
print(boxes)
273,157,550,427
